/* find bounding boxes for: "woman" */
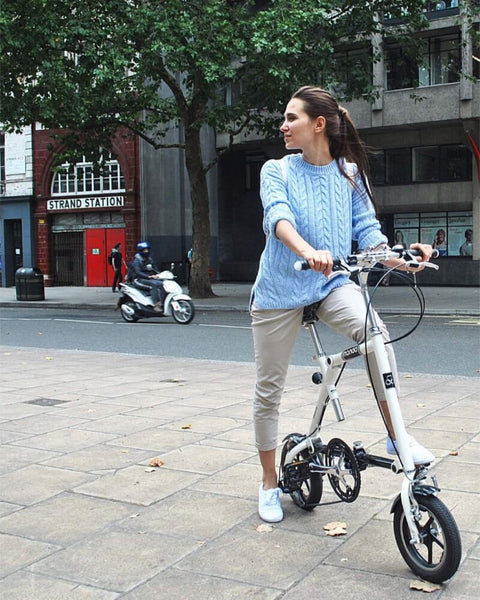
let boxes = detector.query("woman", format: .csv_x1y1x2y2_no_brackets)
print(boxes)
432,229,447,256
251,86,434,523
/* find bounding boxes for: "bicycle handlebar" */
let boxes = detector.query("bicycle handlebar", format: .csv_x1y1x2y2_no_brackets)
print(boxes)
293,246,439,272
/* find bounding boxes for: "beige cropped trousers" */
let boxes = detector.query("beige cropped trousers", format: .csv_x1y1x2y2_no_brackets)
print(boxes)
251,283,399,451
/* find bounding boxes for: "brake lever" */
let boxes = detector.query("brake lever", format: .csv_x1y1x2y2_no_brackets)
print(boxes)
404,260,439,271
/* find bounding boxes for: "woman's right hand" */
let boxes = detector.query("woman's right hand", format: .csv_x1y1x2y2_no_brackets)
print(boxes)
301,249,333,276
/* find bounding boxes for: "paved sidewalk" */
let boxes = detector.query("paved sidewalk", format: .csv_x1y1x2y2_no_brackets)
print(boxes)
0,282,479,315
0,346,479,599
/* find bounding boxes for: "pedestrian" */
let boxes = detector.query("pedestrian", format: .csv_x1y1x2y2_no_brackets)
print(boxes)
250,85,434,523
108,243,124,292
187,247,193,286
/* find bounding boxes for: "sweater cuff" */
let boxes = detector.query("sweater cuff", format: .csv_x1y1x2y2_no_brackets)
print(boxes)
265,204,296,237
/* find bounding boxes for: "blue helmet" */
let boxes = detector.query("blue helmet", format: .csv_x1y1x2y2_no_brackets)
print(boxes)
137,241,150,253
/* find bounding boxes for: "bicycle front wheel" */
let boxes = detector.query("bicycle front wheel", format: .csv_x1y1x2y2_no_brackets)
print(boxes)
393,493,461,583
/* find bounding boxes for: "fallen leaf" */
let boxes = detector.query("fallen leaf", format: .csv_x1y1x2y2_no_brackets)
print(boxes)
403,374,413,378
255,524,274,533
181,424,192,430
149,457,165,467
325,526,347,536
409,580,442,593
144,467,156,473
449,450,458,456
323,521,347,536
45,356,53,360
416,403,426,407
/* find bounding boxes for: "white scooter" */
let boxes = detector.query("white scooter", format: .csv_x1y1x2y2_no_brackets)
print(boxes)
117,266,195,324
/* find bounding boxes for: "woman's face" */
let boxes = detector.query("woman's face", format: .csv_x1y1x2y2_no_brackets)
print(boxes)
280,98,318,150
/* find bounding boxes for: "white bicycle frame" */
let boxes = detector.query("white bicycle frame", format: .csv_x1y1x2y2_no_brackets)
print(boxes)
286,248,439,544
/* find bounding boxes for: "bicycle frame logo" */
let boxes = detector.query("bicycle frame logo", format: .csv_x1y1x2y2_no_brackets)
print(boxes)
383,372,396,389
341,345,361,360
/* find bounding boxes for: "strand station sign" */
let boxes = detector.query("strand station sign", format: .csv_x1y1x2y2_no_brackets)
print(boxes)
47,196,125,211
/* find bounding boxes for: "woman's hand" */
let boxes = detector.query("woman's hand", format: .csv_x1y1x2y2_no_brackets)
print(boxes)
383,242,434,272
410,243,433,261
302,249,334,276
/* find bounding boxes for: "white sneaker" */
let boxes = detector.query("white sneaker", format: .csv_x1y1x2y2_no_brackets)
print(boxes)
258,484,283,523
387,434,434,465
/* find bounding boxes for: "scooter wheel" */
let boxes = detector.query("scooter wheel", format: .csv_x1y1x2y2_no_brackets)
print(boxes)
393,492,461,583
172,299,195,324
121,301,138,323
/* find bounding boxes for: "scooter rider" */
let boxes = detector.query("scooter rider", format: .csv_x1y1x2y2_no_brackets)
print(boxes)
131,241,166,310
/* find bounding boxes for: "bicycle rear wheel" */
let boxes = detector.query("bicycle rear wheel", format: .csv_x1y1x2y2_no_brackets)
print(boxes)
393,493,461,583
280,435,323,511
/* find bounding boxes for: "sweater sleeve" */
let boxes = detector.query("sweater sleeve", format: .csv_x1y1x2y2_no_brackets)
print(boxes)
350,165,387,249
260,159,297,237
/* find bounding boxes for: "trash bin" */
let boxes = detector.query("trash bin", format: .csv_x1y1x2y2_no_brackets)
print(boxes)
15,267,45,301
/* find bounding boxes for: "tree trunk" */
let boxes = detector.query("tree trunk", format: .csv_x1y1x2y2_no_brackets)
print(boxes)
184,125,215,298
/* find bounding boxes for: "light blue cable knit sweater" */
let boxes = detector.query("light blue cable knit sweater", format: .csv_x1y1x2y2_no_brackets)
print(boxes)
251,153,387,310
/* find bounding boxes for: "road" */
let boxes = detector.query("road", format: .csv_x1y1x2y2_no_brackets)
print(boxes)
0,306,478,377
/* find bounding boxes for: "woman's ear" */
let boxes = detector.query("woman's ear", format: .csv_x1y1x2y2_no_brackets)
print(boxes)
314,116,326,132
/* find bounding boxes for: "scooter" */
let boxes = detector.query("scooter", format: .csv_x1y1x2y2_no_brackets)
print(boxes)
117,266,195,324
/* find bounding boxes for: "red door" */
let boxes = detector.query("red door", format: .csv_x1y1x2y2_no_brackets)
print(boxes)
85,229,107,286
85,229,126,286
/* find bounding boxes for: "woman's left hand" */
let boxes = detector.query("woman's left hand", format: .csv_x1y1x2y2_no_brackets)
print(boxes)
384,243,434,272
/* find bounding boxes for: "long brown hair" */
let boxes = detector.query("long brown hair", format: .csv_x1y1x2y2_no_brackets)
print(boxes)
291,85,375,207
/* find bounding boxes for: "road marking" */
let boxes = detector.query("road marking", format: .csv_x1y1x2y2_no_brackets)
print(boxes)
198,323,251,330
447,319,480,326
54,318,114,325
0,317,52,321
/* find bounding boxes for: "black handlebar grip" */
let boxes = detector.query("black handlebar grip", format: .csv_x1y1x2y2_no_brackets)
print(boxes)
293,258,343,271
406,248,440,259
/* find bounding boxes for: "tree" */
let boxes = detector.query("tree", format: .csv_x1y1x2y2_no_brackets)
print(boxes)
1,0,430,297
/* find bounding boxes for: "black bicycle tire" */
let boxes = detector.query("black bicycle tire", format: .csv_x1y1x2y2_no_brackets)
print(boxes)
393,493,462,583
280,436,323,511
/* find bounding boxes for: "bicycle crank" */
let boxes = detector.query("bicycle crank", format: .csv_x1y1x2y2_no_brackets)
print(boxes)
325,438,361,502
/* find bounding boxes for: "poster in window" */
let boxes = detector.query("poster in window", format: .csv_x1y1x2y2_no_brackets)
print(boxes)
393,214,420,248
420,213,447,256
448,212,473,256
392,229,419,249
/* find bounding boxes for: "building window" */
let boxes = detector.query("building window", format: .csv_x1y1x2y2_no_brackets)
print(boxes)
372,144,471,185
385,46,418,90
418,35,461,86
369,150,385,185
51,158,125,196
439,145,472,181
245,154,265,191
334,46,373,96
385,34,460,90
413,146,438,182
425,1,460,12
385,148,412,184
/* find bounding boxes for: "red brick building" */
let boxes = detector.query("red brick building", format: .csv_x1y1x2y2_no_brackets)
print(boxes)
33,125,140,286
